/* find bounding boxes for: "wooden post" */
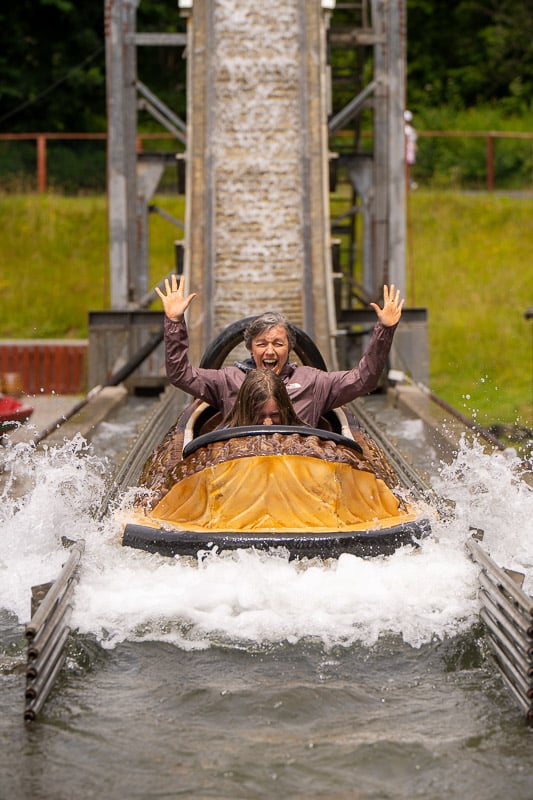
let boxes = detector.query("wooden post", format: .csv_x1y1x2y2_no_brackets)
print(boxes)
486,134,495,192
105,0,140,307
37,134,46,193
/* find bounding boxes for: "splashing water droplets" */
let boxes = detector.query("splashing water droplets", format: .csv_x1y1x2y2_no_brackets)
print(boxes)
1,427,531,649
0,435,108,619
433,435,533,580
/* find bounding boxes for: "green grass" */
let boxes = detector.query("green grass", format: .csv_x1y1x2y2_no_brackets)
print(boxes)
0,194,184,337
408,190,533,426
0,191,531,427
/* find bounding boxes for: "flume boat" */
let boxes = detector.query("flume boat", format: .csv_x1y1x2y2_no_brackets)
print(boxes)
121,318,433,559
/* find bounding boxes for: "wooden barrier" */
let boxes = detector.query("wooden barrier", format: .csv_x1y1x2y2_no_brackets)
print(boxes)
0,340,88,395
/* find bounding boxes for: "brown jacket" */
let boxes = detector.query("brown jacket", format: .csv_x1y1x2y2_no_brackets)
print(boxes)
164,317,397,427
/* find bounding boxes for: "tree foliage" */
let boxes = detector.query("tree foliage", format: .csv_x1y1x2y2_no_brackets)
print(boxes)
0,0,106,131
0,1,532,133
0,0,186,133
407,0,533,112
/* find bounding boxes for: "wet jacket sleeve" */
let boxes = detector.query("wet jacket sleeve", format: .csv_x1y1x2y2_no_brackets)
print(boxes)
314,321,397,413
164,317,230,410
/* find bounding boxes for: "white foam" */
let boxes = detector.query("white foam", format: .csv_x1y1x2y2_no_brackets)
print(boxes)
1,433,531,652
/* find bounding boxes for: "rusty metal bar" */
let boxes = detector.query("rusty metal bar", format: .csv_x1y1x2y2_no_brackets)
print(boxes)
24,541,84,722
37,134,46,193
466,538,533,615
478,573,533,644
486,135,495,192
466,537,533,724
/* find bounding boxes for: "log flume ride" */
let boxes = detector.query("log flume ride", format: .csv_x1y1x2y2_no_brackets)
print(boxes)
121,318,435,560
22,321,533,726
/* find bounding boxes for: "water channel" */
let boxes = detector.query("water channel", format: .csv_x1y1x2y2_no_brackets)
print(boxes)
1,394,532,799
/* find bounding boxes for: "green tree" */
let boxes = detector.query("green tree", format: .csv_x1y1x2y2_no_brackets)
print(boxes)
407,0,533,112
0,0,106,131
0,0,186,133
1,1,532,133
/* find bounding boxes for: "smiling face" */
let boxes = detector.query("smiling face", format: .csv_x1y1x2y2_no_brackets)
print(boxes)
250,325,290,375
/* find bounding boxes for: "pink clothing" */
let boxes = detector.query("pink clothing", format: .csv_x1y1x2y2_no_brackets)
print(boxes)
164,318,397,428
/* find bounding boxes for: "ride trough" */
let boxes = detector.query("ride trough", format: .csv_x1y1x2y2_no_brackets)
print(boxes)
121,318,433,560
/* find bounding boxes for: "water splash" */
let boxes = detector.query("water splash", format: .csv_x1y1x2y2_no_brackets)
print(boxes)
432,435,533,584
1,431,531,652
0,435,108,620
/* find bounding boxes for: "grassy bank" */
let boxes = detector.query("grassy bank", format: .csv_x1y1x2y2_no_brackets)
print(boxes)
0,194,184,338
0,192,531,427
408,191,532,426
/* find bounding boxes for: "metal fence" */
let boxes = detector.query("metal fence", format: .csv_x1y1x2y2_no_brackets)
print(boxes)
0,132,183,194
1,130,532,194
0,340,88,394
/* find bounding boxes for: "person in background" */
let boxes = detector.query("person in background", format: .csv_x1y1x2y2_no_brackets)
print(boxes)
155,276,404,428
404,109,418,189
221,368,305,427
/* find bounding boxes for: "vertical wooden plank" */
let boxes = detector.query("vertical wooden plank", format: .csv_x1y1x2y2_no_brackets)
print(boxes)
37,135,47,193
23,346,33,394
54,344,63,393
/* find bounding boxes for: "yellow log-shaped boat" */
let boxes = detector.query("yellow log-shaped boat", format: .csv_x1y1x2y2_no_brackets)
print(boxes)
121,319,433,560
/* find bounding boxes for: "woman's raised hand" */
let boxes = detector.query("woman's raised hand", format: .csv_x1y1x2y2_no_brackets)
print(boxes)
369,284,405,327
155,274,197,322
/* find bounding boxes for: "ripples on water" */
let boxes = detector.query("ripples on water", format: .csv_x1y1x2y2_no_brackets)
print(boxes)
1,413,532,799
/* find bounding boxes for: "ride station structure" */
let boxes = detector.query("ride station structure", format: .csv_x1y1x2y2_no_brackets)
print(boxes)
93,0,428,389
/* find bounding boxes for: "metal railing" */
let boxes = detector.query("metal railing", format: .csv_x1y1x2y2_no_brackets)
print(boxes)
1,130,533,193
24,541,85,723
0,131,178,193
466,536,533,724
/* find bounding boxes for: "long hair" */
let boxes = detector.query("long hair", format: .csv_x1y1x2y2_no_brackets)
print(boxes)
222,369,305,427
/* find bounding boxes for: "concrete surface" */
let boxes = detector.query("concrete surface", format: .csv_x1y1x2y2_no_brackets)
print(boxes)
3,386,128,446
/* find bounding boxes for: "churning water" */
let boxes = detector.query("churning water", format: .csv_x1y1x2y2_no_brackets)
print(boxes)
1,399,532,799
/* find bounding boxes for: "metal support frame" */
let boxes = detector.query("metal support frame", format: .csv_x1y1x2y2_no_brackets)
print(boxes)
467,537,533,724
24,542,85,722
104,0,417,373
328,0,407,298
105,0,408,309
105,0,185,309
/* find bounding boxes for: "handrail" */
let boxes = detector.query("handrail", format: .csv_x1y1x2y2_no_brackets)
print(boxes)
1,129,533,193
466,537,533,724
24,541,85,723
